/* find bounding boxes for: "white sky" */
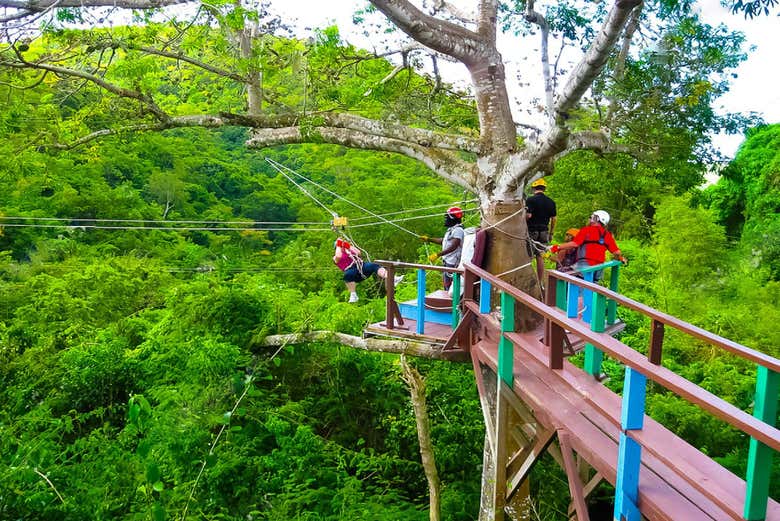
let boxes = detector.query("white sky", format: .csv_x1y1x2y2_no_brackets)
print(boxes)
269,0,779,160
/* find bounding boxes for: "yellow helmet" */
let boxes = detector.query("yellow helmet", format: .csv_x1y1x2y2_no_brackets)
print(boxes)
531,178,547,189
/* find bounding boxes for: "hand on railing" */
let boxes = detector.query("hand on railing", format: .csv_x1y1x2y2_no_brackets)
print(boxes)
614,254,628,266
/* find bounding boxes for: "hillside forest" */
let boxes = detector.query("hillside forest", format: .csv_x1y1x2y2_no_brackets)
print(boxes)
2,9,780,521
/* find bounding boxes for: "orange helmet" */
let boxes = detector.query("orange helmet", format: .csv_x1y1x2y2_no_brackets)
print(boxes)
446,206,463,219
566,228,579,237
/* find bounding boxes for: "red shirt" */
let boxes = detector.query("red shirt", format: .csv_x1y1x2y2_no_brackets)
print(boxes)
572,224,619,266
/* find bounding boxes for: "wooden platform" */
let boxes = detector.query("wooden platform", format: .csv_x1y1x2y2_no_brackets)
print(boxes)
473,328,780,521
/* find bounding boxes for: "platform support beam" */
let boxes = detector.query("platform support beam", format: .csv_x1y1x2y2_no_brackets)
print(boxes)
559,431,591,521
744,366,779,521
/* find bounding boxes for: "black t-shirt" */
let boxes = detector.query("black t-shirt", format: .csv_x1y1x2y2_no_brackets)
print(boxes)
526,192,557,231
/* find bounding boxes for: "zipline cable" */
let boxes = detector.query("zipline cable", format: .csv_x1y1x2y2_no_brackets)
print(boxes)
265,157,422,238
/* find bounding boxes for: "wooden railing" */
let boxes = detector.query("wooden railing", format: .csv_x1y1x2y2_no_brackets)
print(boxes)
378,261,463,335
459,262,780,521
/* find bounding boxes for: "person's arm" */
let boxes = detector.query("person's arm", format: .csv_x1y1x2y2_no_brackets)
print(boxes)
420,235,442,244
440,238,462,256
549,215,557,238
333,246,343,265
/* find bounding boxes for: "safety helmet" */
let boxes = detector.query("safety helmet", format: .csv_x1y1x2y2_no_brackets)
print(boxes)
566,228,580,237
592,210,610,226
531,178,547,189
446,206,463,219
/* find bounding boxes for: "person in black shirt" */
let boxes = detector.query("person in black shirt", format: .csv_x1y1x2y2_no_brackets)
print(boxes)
525,178,557,282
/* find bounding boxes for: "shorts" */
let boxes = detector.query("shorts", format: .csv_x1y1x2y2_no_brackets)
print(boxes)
343,262,381,282
528,229,549,255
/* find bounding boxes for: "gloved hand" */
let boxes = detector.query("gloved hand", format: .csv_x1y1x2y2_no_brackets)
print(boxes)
617,255,628,266
336,238,344,248
428,252,440,262
550,244,560,254
420,235,430,243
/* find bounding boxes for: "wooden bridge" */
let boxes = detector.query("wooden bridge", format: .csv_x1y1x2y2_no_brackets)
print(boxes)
366,260,780,521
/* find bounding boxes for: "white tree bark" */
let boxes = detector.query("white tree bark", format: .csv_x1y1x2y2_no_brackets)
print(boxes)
400,355,441,521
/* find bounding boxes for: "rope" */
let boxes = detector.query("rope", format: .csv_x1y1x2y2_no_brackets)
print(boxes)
265,158,421,238
265,159,337,219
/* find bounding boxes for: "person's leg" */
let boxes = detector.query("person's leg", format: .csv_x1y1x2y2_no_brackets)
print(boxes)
344,269,360,302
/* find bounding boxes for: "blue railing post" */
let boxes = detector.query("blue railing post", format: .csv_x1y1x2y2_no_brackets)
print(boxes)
582,271,595,323
566,281,579,319
451,272,461,330
744,366,779,520
416,268,426,334
498,292,515,386
614,367,647,521
479,279,491,314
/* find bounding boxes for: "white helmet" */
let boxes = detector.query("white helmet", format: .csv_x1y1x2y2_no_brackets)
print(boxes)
592,210,610,226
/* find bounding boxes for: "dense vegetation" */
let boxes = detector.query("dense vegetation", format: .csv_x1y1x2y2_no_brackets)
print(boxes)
1,20,779,521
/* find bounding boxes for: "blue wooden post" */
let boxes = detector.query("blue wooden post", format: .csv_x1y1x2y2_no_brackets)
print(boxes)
582,271,595,323
584,293,606,378
450,272,461,330
566,281,579,319
498,292,515,386
416,268,426,334
744,366,779,520
479,279,491,314
614,367,647,521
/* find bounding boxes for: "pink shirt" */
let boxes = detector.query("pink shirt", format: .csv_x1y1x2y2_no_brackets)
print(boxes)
334,247,360,271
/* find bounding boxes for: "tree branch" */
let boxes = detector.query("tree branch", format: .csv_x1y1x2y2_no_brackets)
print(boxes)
258,331,463,361
245,124,478,191
0,0,191,11
524,0,554,125
368,0,487,65
555,0,642,118
4,53,170,121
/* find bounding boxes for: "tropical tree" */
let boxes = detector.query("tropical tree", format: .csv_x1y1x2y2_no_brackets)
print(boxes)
0,0,749,309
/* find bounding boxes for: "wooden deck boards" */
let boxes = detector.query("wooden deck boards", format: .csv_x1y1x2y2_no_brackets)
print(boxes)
477,332,780,521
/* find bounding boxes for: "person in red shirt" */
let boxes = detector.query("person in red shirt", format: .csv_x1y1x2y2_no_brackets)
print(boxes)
550,210,626,280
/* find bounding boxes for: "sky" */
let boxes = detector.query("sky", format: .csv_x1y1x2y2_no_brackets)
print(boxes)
268,0,779,160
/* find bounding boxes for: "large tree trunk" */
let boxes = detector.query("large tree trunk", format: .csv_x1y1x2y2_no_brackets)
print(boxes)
481,199,543,333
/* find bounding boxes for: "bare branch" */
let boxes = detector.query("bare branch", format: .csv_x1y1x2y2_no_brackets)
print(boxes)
430,0,475,25
259,331,464,360
103,40,247,83
524,0,554,125
246,124,478,191
4,53,170,121
0,0,191,12
607,1,643,122
555,0,642,118
368,0,487,65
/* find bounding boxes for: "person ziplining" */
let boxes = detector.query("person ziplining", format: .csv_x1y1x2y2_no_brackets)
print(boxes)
333,238,403,303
